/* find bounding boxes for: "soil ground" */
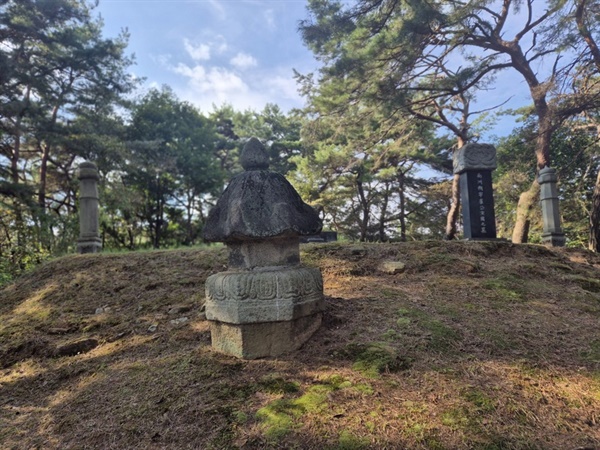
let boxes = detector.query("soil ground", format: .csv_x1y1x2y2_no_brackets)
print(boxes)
1,241,600,449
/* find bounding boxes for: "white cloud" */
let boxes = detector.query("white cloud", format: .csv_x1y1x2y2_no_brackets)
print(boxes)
173,62,268,110
173,63,247,93
230,52,258,70
263,75,302,103
214,35,229,54
183,38,211,61
169,57,306,112
153,54,172,66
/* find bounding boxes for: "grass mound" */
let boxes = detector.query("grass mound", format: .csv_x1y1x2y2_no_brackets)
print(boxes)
1,241,600,449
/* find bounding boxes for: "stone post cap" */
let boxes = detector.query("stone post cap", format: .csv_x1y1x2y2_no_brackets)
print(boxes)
203,138,322,242
241,137,269,170
77,161,99,180
538,166,558,184
453,143,497,174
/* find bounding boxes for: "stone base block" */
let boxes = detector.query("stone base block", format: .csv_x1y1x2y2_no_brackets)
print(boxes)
541,232,566,247
210,313,322,359
77,238,102,254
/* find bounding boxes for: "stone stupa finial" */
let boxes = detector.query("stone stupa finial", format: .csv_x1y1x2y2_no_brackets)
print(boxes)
203,138,322,243
240,137,269,171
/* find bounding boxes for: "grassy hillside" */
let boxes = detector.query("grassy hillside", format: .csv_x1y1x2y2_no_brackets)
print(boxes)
1,241,600,449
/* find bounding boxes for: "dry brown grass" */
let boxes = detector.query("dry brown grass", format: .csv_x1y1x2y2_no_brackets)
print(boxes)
1,241,600,449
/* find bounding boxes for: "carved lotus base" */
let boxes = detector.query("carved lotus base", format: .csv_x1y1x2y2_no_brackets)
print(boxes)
205,265,324,358
205,266,324,324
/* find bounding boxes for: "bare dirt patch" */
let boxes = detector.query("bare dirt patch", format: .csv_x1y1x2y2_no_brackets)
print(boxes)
1,241,600,449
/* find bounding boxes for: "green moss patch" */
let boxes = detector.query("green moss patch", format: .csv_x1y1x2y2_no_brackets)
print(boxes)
335,342,410,378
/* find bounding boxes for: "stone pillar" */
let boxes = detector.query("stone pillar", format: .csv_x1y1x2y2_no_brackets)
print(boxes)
203,138,324,359
538,166,565,247
77,161,102,254
453,143,498,239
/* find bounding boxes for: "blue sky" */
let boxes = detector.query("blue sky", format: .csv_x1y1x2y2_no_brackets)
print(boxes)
95,0,540,139
97,0,319,113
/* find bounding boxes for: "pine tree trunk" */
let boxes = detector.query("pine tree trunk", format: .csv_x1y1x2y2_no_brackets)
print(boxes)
444,174,461,240
512,179,540,243
589,170,600,251
445,137,466,241
12,114,24,249
399,172,406,242
378,185,389,242
38,144,49,212
356,173,369,241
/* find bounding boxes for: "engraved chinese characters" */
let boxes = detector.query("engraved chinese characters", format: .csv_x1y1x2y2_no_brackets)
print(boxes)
476,173,489,235
454,144,498,240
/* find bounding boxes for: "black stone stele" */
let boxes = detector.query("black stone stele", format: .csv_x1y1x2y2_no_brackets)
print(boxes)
204,137,322,242
460,170,497,239
453,143,498,240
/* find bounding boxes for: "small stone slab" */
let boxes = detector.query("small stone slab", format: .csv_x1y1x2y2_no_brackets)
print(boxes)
170,317,189,325
95,306,111,314
167,304,192,315
378,261,406,274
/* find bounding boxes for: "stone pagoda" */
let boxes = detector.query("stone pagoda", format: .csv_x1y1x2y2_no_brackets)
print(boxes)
203,137,324,359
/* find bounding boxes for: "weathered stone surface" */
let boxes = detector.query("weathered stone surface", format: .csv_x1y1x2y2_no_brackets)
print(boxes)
453,144,498,240
209,313,323,359
459,170,497,239
77,161,102,254
170,317,189,325
538,167,565,247
453,143,497,174
240,137,269,170
78,238,102,254
227,236,299,269
77,161,100,181
203,139,322,242
378,261,406,274
203,137,325,359
205,266,324,324
167,304,193,315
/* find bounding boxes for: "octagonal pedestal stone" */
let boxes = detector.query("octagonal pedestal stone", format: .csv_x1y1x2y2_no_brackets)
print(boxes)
209,314,323,359
205,265,324,358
